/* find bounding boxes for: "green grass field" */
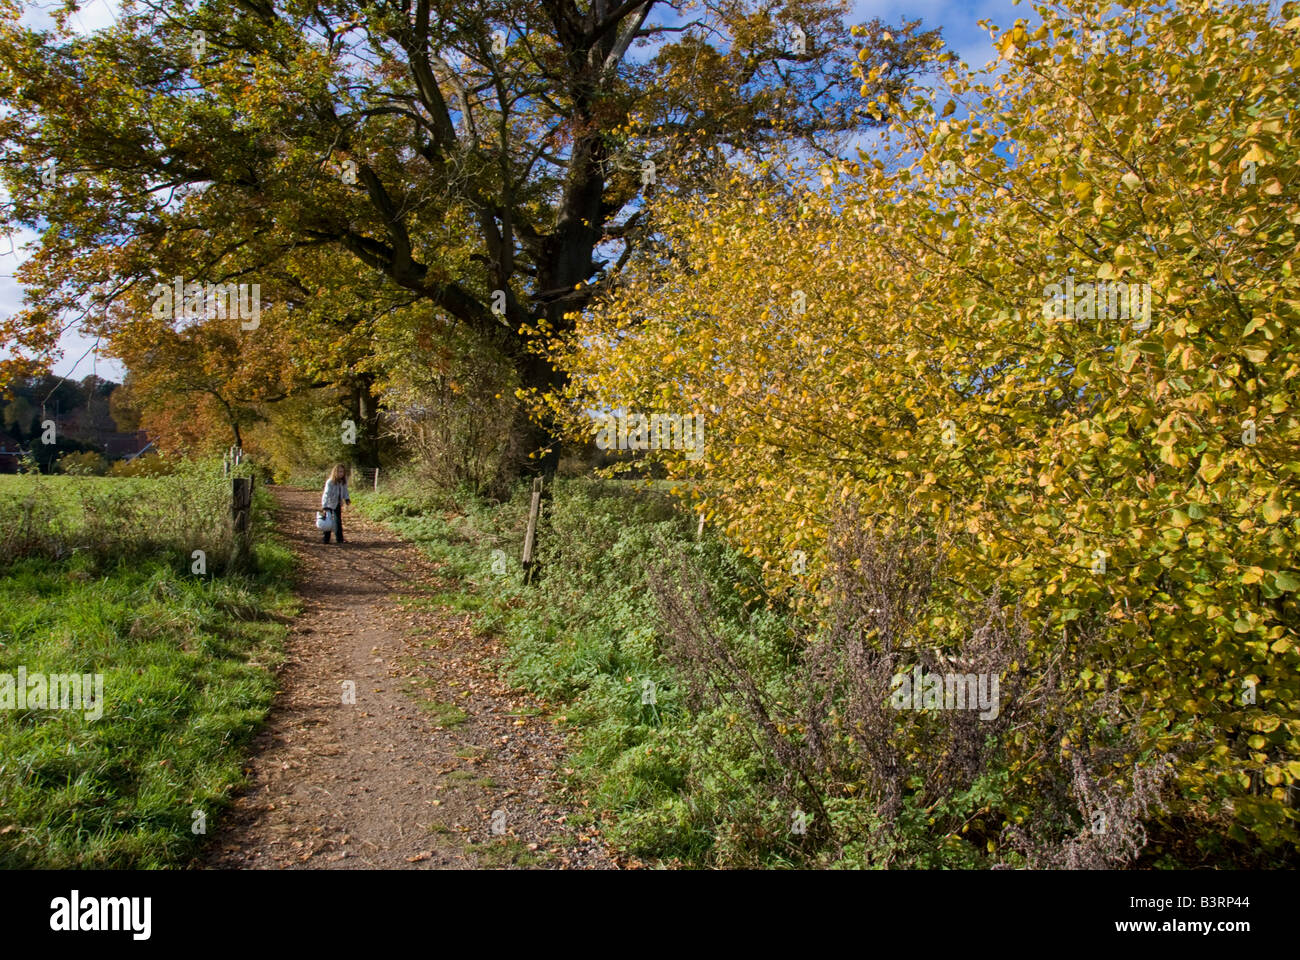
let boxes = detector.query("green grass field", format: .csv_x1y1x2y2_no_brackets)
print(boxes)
0,470,296,868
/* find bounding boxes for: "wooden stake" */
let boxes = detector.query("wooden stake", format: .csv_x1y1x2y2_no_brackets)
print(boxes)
232,477,252,535
231,476,253,569
522,477,543,581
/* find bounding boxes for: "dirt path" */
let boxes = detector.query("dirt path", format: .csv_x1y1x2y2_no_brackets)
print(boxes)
202,486,613,870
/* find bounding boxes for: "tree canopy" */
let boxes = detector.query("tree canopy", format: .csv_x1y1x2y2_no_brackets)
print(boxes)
1,0,940,473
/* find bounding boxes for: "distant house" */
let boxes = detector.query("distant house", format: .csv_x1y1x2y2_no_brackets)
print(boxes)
104,430,151,460
124,439,155,461
52,410,150,463
0,431,25,473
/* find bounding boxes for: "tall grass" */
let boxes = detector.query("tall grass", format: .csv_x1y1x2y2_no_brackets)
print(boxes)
0,461,262,575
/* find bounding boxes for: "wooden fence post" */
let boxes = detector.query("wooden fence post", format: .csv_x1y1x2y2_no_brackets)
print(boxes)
522,477,543,583
373,465,380,492
231,476,253,567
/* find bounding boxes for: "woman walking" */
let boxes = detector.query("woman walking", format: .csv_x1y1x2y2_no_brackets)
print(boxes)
321,463,351,544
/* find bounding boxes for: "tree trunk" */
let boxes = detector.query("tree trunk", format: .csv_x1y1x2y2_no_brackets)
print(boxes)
354,373,381,469
514,350,564,479
507,132,608,482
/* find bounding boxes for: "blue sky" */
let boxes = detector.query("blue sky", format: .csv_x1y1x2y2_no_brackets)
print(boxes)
855,0,1026,66
2,0,1026,384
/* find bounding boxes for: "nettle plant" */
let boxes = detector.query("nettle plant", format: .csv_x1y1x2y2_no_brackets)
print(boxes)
560,0,1300,859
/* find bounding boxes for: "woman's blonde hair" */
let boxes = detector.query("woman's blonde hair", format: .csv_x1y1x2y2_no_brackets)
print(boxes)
329,463,348,483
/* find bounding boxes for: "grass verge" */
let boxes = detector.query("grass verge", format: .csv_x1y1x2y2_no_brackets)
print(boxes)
0,473,296,868
355,475,785,867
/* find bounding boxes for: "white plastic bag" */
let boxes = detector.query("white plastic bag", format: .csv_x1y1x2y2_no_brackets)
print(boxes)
315,510,332,531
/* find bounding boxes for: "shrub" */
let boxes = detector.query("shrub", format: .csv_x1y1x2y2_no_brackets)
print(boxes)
55,450,107,476
107,453,175,478
651,513,1178,868
555,0,1300,859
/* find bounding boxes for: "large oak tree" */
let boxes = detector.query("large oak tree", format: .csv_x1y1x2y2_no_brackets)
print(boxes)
1,0,939,475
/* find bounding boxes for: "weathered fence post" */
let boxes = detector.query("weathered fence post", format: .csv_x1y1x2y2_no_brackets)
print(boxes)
522,477,543,584
697,513,705,539
231,476,253,568
373,465,380,492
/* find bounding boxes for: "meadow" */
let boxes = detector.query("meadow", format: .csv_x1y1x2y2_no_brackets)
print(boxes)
0,469,295,868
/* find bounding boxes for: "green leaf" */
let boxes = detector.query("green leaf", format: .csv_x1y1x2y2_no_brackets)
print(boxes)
1272,571,1300,592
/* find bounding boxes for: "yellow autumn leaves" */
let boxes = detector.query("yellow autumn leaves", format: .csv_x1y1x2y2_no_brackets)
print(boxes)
547,0,1300,852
